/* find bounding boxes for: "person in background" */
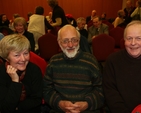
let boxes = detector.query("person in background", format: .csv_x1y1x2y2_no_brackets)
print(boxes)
43,25,104,113
9,13,20,31
28,6,53,51
124,0,135,25
0,34,42,113
0,14,10,27
86,10,97,24
88,16,109,50
113,9,125,28
76,17,88,39
131,0,141,20
76,17,92,54
100,12,107,20
14,17,35,52
103,20,141,113
47,0,69,28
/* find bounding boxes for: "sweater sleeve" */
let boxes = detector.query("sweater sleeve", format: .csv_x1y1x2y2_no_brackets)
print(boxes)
43,65,62,110
84,59,104,110
103,57,130,113
0,80,22,113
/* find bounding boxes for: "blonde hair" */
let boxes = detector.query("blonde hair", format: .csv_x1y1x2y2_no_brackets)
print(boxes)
13,17,27,29
0,34,30,59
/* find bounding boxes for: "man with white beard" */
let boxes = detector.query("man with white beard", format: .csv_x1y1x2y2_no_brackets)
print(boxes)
43,25,104,113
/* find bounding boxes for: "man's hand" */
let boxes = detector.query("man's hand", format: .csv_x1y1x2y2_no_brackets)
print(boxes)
59,100,80,113
74,101,88,112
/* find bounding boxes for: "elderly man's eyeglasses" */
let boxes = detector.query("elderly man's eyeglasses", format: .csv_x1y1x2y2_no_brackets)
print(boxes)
60,38,79,45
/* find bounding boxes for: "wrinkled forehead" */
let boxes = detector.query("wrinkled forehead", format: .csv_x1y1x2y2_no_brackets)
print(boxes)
127,24,141,30
60,29,78,40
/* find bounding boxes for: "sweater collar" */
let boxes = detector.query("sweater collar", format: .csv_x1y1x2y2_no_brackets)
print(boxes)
123,49,141,63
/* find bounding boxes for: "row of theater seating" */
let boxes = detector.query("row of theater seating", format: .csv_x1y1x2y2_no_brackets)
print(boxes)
92,33,125,62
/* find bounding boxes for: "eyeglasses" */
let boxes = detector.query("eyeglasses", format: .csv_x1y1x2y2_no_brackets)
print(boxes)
60,38,79,45
125,37,141,42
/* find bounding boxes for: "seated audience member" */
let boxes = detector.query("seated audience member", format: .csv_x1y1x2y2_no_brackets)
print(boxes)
0,32,4,40
14,17,35,52
103,20,141,113
47,0,69,28
124,0,135,25
28,6,53,51
112,9,125,28
86,10,97,24
76,17,88,39
0,34,42,113
0,14,10,27
88,16,109,48
131,0,141,20
9,13,20,31
100,12,107,20
43,25,104,113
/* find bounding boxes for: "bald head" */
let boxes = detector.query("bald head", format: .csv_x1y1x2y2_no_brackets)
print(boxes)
92,10,97,17
126,0,132,8
58,25,80,41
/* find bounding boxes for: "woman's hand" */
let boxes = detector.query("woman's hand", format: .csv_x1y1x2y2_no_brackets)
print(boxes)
6,65,19,82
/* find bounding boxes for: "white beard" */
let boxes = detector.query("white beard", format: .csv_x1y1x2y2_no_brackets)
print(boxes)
60,45,79,58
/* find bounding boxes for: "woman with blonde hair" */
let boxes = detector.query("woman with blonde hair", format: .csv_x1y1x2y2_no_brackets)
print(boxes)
0,34,42,113
14,17,35,52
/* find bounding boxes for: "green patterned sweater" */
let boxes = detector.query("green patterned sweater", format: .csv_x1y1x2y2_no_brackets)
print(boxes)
43,50,104,112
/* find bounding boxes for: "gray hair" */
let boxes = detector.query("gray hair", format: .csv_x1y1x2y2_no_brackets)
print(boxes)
76,17,86,25
57,24,80,41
